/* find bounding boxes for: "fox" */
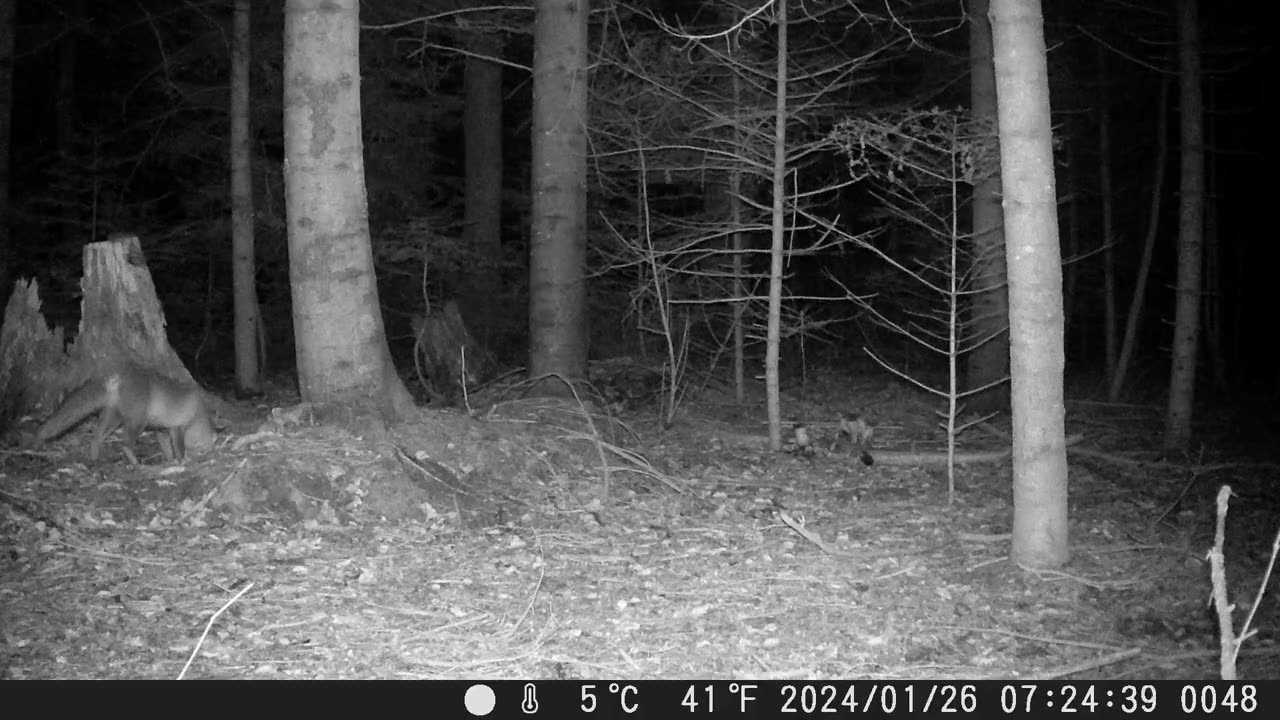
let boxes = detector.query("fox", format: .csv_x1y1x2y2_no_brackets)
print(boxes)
35,364,215,464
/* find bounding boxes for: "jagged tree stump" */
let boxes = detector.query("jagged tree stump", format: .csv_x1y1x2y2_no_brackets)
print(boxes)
71,234,198,381
0,234,202,430
0,280,67,432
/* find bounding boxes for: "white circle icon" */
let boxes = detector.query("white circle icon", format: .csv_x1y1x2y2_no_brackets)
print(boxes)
464,684,496,716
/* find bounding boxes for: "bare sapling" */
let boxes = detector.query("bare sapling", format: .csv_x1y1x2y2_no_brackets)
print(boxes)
831,109,1006,500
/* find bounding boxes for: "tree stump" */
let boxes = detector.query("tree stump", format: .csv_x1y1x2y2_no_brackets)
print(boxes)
0,235,205,432
0,280,67,433
410,299,491,405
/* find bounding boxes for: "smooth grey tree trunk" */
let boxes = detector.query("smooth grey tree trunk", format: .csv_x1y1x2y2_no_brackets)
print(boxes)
990,0,1069,569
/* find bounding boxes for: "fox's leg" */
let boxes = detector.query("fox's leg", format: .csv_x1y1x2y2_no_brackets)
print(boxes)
91,409,122,462
120,417,145,465
160,428,182,462
173,427,186,462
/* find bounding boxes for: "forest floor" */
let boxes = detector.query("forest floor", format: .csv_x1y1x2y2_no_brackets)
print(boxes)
2,363,1278,680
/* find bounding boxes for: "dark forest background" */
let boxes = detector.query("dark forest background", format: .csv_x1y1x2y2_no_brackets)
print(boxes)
2,0,1276,400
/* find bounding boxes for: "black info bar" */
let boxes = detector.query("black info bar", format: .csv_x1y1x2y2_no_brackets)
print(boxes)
22,679,1274,718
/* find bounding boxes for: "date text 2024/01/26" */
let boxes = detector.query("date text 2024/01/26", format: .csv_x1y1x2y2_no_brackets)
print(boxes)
27,681,1269,718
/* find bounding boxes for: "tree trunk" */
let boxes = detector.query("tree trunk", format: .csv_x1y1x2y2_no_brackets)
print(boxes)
1164,0,1204,452
230,0,262,393
965,0,1010,414
0,0,13,299
1110,80,1169,402
528,0,589,389
730,139,746,406
55,3,80,248
1202,79,1228,393
764,0,788,451
462,31,504,348
1062,142,1078,335
283,0,413,416
990,0,1069,569
1097,46,1118,384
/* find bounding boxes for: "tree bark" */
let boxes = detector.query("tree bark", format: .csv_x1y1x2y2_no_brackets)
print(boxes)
231,0,262,393
73,237,199,381
55,1,81,248
528,0,590,389
1202,81,1228,393
0,0,14,299
965,0,1010,414
731,73,747,406
283,0,413,416
1097,47,1118,383
990,0,1069,569
764,0,789,451
462,31,504,347
1110,81,1169,402
1164,0,1204,452
1062,142,1078,334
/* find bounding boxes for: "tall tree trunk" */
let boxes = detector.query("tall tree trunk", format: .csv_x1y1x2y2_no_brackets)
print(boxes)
730,75,746,407
1063,141,1078,335
1202,82,1228,392
0,0,14,298
1097,47,1118,384
529,0,589,387
1109,80,1169,401
703,159,747,405
990,0,1069,569
462,31,504,347
723,14,747,406
1164,0,1204,452
965,0,1010,414
283,0,413,415
55,4,80,246
764,0,789,451
230,0,262,392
